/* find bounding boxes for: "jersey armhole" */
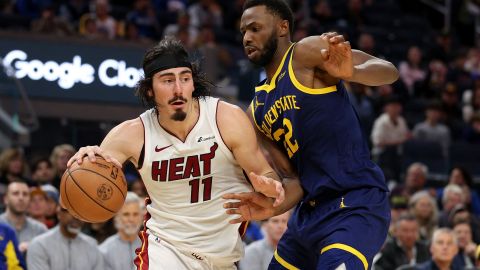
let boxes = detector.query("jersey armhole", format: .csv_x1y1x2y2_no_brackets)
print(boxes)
136,117,146,170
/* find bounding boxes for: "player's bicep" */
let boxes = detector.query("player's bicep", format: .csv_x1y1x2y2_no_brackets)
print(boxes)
100,118,144,166
218,103,275,178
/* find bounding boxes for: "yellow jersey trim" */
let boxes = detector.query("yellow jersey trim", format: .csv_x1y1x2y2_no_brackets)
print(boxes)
288,46,338,95
255,43,295,93
321,243,368,270
273,250,300,270
5,240,22,270
249,102,274,140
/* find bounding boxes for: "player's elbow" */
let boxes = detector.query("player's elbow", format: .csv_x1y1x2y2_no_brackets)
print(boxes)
384,62,399,84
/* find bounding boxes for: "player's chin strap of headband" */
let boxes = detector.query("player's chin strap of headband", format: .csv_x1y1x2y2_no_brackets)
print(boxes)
143,54,192,78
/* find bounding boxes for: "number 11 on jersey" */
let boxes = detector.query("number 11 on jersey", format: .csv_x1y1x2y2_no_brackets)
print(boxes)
189,177,212,203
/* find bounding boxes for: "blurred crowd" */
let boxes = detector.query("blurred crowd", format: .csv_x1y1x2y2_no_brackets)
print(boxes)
2,0,480,269
0,144,147,269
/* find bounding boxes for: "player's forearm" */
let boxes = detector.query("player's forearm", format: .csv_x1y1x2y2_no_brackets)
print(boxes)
347,59,399,86
273,177,304,216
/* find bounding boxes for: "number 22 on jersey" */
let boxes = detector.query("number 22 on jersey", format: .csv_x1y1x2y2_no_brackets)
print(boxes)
272,118,299,158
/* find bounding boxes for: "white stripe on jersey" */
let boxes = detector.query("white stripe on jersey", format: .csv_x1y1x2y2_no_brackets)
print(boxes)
138,97,253,265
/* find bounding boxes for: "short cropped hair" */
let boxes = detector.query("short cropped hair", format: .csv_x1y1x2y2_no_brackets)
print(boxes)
243,0,294,36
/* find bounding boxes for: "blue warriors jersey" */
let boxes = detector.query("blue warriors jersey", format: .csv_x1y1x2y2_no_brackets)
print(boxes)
0,223,25,270
251,43,388,201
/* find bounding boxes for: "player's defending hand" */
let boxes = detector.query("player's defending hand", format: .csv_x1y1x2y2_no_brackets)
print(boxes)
320,32,354,80
222,192,276,224
249,172,285,207
67,145,122,168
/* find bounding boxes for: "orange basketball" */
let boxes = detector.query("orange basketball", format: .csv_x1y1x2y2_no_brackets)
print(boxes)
60,156,127,223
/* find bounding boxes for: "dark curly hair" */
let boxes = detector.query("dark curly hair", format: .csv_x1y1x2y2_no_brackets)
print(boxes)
243,0,294,36
135,38,213,111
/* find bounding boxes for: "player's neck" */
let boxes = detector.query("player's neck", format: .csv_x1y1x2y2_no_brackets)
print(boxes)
157,99,200,142
264,41,293,82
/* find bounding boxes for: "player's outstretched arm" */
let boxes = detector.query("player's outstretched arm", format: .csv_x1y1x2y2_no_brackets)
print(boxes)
67,118,144,168
295,32,399,86
217,101,284,206
222,105,304,223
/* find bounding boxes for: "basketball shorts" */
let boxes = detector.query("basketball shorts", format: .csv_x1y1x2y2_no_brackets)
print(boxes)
269,187,390,270
135,233,237,270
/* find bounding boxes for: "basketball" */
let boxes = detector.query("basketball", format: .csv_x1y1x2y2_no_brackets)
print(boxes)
60,156,127,223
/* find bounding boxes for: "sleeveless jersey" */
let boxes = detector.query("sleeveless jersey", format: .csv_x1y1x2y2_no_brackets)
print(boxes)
251,44,388,201
138,97,253,264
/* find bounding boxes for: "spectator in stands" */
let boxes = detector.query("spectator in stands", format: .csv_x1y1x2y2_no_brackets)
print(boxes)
447,204,480,244
412,228,460,270
391,162,429,200
0,148,30,185
374,214,430,270
129,178,147,200
409,190,438,241
463,112,480,144
49,144,75,189
82,219,116,244
419,59,448,98
439,184,465,227
440,83,465,140
0,222,26,269
94,0,116,39
239,211,291,270
0,181,47,253
27,206,104,270
412,100,451,157
30,157,54,185
388,191,409,239
452,222,477,269
100,192,143,270
126,0,160,40
194,26,233,84
41,184,59,228
463,85,480,123
437,166,480,216
31,5,74,36
448,49,472,94
58,0,90,27
399,45,426,96
371,96,411,181
357,33,377,58
345,0,366,29
187,0,223,30
78,13,101,39
310,0,335,27
27,187,49,226
163,11,197,46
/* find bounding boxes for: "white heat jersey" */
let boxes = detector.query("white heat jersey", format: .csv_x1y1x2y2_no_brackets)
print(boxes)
138,97,253,265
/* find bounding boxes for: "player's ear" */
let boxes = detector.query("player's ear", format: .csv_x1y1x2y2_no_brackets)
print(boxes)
147,88,153,97
278,20,289,38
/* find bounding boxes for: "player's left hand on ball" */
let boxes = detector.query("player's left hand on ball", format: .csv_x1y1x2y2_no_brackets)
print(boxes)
248,172,285,207
222,192,276,223
67,145,122,168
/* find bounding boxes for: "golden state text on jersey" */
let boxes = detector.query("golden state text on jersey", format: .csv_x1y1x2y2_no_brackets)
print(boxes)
251,44,387,201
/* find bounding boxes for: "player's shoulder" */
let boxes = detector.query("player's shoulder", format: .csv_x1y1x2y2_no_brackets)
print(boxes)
110,118,144,138
217,101,250,126
217,100,244,115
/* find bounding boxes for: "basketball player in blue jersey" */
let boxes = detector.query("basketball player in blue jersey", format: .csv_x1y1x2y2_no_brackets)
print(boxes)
223,0,399,270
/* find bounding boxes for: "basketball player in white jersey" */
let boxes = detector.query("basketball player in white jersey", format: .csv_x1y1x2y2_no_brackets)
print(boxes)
66,38,286,270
